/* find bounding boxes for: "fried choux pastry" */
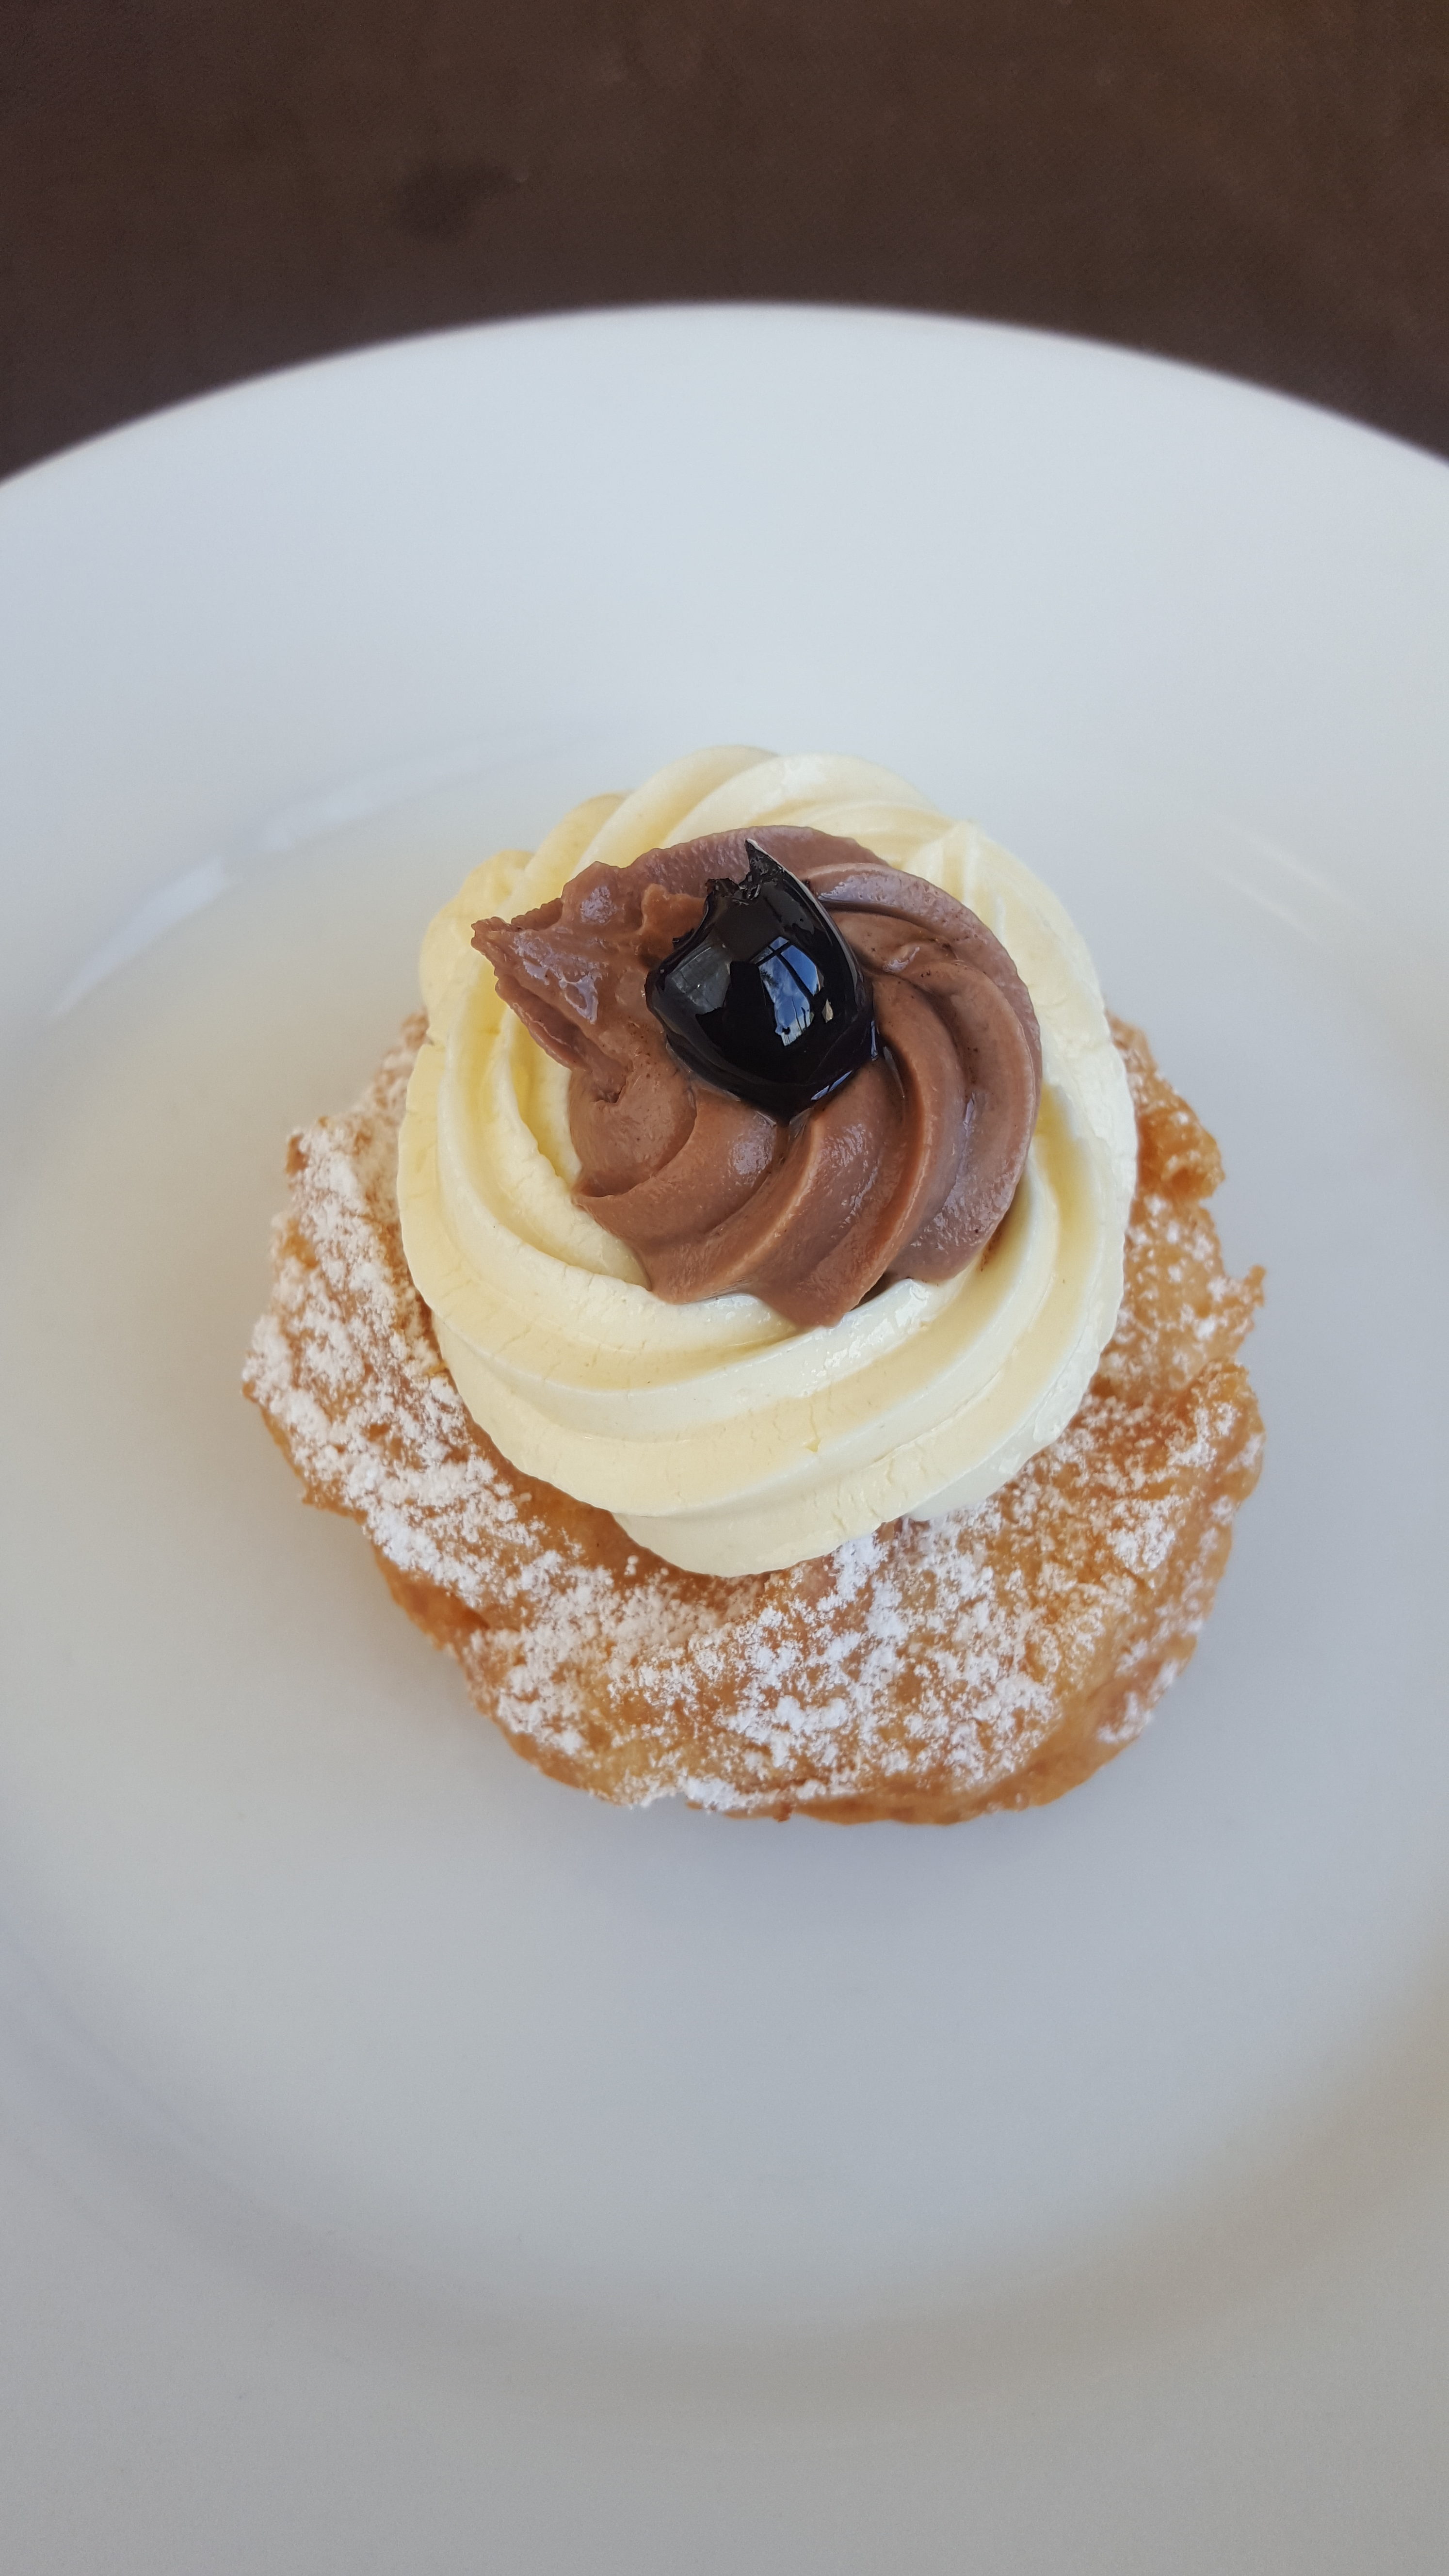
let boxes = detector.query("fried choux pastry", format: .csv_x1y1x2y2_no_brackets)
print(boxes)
244,1013,1262,1822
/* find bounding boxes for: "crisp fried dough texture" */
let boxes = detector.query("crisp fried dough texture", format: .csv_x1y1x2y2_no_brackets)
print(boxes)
244,1015,1264,1822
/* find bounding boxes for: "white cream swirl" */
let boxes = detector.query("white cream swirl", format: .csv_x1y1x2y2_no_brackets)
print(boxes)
398,749,1136,1576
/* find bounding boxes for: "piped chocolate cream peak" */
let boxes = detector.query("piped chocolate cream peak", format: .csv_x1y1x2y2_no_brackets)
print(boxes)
471,826,1042,1330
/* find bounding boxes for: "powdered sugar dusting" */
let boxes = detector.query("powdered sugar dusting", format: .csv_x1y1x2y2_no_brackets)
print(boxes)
244,1017,1264,1819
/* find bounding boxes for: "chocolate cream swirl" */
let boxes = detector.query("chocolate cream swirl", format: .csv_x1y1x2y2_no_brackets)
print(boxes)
472,826,1042,1331
398,747,1137,1577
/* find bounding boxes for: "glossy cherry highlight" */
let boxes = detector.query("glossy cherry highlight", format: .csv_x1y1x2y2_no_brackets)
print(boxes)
645,838,877,1117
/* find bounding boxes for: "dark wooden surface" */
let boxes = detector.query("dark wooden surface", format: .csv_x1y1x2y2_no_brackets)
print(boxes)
4,0,1448,480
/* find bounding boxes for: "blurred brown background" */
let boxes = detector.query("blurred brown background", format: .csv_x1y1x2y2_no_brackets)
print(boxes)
3,0,1447,480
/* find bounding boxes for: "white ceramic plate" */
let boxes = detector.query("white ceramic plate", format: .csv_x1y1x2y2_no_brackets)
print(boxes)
2,306,1448,2572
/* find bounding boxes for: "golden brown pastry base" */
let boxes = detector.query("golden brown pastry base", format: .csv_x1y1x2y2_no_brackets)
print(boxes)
244,1015,1263,1823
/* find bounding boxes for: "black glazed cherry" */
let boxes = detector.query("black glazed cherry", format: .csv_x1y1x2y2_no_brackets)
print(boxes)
645,838,877,1118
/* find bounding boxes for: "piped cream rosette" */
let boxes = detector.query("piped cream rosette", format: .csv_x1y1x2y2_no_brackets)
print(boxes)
398,749,1136,1576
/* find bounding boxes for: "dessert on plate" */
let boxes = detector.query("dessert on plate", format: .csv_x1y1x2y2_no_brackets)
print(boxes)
245,747,1263,1821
